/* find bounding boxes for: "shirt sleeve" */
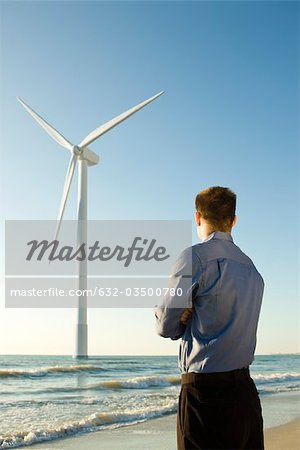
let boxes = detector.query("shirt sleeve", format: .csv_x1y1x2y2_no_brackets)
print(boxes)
154,246,202,340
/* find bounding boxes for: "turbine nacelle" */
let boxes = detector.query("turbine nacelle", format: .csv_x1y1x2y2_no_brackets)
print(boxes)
79,146,99,166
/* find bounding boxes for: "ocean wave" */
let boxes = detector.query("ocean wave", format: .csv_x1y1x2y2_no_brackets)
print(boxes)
0,365,103,378
0,375,180,399
98,375,180,389
0,403,177,448
31,374,180,392
259,385,300,395
94,373,300,390
253,372,300,383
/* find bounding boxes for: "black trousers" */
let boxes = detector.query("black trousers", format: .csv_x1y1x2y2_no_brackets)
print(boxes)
177,368,264,450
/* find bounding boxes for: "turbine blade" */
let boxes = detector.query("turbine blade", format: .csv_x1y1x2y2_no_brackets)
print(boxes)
79,91,164,148
17,97,73,152
54,154,77,241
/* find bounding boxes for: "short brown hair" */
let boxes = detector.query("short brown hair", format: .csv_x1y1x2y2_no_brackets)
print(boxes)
195,186,236,232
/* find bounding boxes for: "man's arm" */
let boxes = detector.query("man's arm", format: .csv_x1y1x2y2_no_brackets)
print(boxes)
154,247,202,340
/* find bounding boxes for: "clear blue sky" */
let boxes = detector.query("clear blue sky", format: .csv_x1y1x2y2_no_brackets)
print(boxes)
0,1,299,355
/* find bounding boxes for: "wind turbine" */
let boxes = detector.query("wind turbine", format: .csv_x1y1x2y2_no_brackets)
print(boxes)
18,91,164,358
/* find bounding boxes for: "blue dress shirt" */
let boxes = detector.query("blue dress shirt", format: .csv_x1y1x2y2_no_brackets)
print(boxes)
154,231,264,373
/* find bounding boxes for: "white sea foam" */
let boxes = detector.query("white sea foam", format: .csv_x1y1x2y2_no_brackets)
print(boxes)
0,364,102,378
98,375,180,389
253,372,300,383
259,385,300,395
0,403,177,448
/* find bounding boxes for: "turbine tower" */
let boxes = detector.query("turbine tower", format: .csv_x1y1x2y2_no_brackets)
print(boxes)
18,91,164,358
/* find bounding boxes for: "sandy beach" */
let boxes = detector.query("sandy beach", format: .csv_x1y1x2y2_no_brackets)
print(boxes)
30,414,300,450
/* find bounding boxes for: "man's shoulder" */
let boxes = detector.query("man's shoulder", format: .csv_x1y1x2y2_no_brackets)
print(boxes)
190,238,254,268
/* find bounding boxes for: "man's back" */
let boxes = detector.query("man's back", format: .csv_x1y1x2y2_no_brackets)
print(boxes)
180,231,264,373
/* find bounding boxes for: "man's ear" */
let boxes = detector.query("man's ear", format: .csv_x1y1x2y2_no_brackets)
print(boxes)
195,211,201,227
232,215,238,228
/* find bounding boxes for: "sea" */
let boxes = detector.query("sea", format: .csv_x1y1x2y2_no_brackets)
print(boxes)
0,354,299,448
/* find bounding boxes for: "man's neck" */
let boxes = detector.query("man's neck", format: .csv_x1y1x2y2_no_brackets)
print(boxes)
202,229,232,240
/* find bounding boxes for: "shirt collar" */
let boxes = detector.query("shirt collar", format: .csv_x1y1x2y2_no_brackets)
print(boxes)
202,231,233,243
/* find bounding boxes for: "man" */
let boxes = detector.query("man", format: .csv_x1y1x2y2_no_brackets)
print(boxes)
154,186,264,450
